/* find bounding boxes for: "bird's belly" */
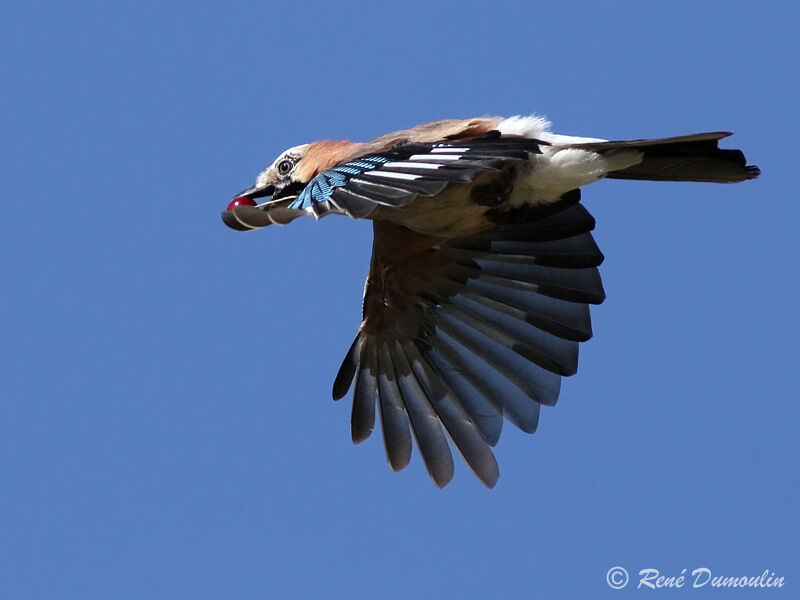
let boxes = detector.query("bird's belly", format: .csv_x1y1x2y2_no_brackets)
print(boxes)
372,184,494,238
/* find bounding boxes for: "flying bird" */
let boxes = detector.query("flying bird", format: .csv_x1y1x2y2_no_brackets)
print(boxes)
222,116,759,488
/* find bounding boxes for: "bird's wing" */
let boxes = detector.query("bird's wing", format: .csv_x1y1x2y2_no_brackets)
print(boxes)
332,190,604,487
260,133,546,223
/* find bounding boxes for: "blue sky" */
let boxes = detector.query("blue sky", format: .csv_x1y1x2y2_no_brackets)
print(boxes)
2,1,798,598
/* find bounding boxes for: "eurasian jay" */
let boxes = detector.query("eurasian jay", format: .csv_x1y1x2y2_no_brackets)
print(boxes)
222,115,759,488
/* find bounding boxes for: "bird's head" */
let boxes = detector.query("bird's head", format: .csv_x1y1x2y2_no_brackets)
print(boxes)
222,140,360,230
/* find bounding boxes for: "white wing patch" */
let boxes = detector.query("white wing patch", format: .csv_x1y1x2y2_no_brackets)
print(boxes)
431,147,469,154
409,154,463,161
384,162,443,169
367,171,423,181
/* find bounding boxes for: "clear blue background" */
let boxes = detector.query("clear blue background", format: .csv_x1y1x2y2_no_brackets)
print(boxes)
2,2,797,598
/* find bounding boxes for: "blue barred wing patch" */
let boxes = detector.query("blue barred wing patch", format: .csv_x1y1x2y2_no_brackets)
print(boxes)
287,135,543,218
290,156,390,210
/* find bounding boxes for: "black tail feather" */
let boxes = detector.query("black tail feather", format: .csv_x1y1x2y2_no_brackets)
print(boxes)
576,132,760,183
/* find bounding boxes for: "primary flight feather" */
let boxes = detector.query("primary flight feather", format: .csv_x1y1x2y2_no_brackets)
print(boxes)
222,115,759,488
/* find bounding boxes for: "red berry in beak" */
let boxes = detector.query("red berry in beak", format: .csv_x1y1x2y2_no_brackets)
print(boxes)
227,197,257,211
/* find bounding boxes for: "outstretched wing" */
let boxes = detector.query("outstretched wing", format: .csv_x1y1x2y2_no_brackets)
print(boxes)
332,191,604,487
288,133,544,219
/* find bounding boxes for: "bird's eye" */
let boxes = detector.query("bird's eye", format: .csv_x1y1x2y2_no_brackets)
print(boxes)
277,159,294,175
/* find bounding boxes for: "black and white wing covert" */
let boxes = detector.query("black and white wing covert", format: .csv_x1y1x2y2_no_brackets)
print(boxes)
287,133,545,219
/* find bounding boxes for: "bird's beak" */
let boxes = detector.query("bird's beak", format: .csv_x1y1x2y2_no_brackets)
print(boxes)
221,183,275,231
221,181,306,231
234,183,275,200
